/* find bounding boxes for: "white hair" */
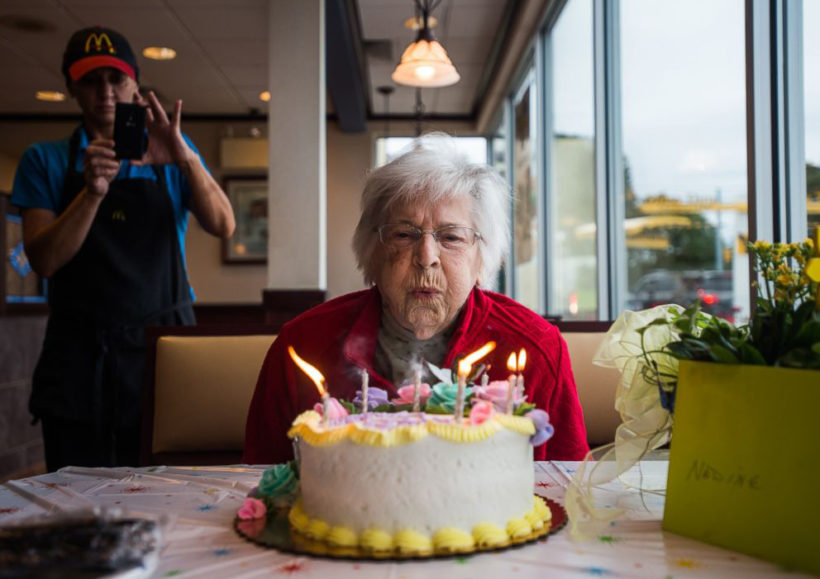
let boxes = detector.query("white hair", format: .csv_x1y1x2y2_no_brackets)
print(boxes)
352,133,511,285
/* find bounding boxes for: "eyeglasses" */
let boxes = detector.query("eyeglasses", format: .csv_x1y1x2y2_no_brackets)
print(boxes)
377,223,482,251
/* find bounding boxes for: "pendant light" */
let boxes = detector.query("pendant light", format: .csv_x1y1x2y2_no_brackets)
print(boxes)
391,0,460,88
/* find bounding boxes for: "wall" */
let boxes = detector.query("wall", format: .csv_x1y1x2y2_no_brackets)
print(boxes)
0,316,47,480
0,118,476,303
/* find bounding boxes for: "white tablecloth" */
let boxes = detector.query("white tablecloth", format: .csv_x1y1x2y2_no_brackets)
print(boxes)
0,461,810,578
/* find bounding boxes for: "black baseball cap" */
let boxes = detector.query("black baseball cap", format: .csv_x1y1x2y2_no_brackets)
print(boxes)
62,26,140,83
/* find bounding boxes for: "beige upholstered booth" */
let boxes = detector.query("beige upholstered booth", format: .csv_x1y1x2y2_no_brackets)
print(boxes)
139,322,620,465
141,326,278,466
558,323,622,448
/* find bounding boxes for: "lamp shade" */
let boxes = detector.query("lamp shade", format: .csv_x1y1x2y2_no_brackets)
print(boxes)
391,38,460,88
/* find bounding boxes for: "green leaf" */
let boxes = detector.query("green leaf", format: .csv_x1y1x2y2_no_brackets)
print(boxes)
424,404,453,415
513,402,536,416
736,342,767,365
708,344,740,364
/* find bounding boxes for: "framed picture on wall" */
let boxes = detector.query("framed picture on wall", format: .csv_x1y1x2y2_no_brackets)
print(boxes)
1,195,48,314
222,176,268,264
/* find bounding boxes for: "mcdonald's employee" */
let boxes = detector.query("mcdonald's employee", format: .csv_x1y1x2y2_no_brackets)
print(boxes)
10,26,236,471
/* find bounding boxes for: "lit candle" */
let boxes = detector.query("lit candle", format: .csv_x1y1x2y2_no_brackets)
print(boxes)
505,352,517,414
516,348,527,403
481,370,489,387
288,346,331,425
361,369,369,415
455,341,497,421
413,368,422,413
455,360,469,421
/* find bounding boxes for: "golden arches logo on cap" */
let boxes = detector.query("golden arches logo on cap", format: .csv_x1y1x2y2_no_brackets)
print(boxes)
84,32,116,55
62,26,139,83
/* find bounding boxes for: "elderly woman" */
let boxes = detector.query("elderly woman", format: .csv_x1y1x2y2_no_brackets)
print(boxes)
242,135,589,463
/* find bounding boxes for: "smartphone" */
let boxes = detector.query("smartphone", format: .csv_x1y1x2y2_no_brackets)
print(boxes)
113,102,148,160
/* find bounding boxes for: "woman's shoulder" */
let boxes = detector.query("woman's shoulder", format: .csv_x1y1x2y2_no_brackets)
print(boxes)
479,290,559,335
475,289,564,364
280,288,375,333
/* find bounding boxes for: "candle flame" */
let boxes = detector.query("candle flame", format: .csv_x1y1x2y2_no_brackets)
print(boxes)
458,341,496,376
288,346,327,397
517,349,527,372
507,352,517,372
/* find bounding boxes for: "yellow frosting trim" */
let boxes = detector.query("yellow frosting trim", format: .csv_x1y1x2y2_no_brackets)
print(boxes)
360,528,393,552
288,410,535,447
525,510,544,530
305,518,330,540
432,527,475,552
472,522,509,547
288,498,552,553
287,500,310,533
427,418,501,442
495,412,536,435
326,525,358,547
534,495,551,522
349,422,429,446
506,517,533,539
394,528,433,554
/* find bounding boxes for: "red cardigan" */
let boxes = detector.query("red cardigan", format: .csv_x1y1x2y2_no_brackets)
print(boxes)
242,287,589,463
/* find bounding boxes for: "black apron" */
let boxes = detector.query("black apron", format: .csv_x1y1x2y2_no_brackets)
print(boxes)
31,127,195,437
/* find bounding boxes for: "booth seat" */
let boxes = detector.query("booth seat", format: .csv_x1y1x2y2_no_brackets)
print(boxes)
141,326,278,466
561,331,621,448
141,326,621,466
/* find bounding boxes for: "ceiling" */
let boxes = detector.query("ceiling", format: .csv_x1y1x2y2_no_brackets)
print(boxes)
0,0,514,126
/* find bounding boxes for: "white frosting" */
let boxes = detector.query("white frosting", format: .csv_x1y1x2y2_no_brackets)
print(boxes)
296,427,534,535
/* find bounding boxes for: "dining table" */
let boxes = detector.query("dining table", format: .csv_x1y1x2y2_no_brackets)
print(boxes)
0,459,812,578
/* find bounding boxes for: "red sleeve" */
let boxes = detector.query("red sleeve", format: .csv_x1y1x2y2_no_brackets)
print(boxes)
537,333,589,460
242,336,299,464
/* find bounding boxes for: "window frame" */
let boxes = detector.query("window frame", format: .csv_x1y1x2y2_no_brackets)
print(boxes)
487,0,811,322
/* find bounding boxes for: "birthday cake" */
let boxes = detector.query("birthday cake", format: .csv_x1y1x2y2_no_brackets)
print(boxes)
237,344,555,557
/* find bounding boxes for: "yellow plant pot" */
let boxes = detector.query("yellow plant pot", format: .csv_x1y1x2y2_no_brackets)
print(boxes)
663,360,820,575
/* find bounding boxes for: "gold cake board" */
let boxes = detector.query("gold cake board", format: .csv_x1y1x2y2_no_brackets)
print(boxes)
234,496,567,561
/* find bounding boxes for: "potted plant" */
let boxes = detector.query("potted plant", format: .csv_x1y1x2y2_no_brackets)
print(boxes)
567,234,820,574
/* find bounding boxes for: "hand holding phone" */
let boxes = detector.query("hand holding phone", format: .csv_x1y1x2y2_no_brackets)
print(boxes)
113,102,148,160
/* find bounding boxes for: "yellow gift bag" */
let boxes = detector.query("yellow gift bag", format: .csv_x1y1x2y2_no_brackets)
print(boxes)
663,360,820,575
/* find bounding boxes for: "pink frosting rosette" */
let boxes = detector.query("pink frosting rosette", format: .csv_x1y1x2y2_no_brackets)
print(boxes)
473,380,524,411
393,383,432,405
313,397,349,419
237,497,267,520
469,400,494,425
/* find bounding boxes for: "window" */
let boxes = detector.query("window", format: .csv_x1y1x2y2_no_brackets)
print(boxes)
512,73,541,311
620,0,747,322
549,0,597,320
488,0,811,322
804,0,820,235
374,137,487,167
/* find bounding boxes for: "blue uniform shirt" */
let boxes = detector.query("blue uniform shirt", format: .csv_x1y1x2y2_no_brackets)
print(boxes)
11,126,206,299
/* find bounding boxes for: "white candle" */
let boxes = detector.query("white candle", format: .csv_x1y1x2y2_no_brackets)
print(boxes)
413,369,422,413
516,349,527,403
453,342,497,422
321,392,330,426
454,369,467,422
505,375,516,414
361,369,369,414
505,352,517,414
481,371,489,387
